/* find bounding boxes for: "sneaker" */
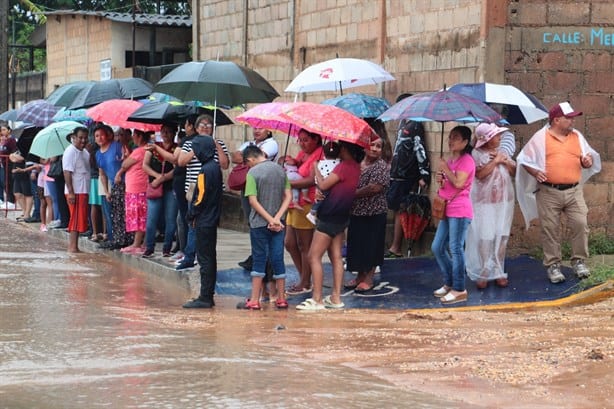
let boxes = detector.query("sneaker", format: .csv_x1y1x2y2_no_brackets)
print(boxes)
182,298,214,309
572,259,590,279
48,219,61,229
40,224,48,232
236,299,261,310
162,247,171,257
547,263,566,284
169,251,184,261
142,249,155,258
305,212,317,225
176,260,195,271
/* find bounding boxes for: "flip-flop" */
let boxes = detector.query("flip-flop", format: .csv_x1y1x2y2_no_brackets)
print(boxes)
344,278,359,290
296,298,325,311
323,295,345,309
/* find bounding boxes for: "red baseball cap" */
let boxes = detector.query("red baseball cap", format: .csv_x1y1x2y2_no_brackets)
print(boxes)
548,102,582,122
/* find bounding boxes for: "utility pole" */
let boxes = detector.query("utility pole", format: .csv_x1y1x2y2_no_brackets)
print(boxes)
0,0,9,111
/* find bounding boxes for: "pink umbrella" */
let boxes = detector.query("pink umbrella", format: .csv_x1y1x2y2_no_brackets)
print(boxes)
86,99,161,132
235,102,300,137
237,101,376,148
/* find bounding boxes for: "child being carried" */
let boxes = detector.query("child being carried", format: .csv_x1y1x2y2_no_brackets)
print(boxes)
306,141,341,225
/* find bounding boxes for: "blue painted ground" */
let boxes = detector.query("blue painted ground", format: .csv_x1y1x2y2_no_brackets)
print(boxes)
215,255,586,309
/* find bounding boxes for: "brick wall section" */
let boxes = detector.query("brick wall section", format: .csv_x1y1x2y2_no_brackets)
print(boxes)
195,0,613,251
506,0,614,248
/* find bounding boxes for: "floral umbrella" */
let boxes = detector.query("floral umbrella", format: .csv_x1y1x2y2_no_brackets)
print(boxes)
235,102,300,137
321,93,390,118
86,100,161,132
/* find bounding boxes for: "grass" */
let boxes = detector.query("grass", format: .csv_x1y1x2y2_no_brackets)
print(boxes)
578,263,614,289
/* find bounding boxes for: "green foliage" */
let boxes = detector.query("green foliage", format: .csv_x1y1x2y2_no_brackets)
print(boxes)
577,263,614,289
529,232,614,261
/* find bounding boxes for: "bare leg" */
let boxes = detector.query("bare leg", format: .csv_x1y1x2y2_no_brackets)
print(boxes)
326,232,345,304
388,211,403,254
307,230,333,304
68,231,80,253
250,276,263,303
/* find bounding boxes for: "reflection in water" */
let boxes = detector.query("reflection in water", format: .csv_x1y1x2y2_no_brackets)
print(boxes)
0,220,454,408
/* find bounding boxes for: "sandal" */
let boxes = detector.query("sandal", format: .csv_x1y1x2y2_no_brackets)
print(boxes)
433,285,451,298
354,282,374,293
286,284,312,295
275,298,289,309
296,298,325,311
344,278,360,290
440,290,468,305
236,299,261,310
384,250,402,259
495,278,509,288
323,295,345,309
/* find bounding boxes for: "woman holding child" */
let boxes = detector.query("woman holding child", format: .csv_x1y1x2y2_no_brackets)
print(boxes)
278,130,322,296
296,141,364,311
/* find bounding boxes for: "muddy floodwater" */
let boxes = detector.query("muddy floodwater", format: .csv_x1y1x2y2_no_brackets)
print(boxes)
0,219,460,409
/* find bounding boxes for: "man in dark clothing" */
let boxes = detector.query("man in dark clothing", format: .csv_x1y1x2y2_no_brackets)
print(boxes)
385,98,431,258
182,137,223,309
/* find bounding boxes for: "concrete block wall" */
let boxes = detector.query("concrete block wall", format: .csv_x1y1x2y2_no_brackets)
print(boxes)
506,0,614,250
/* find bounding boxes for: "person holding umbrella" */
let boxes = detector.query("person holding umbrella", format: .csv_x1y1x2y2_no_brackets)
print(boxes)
385,94,431,258
431,126,475,305
62,127,91,253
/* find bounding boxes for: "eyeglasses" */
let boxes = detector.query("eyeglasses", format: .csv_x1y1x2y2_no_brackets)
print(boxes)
198,123,213,129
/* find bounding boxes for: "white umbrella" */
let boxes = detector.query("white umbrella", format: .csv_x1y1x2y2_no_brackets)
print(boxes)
285,58,394,94
447,82,548,124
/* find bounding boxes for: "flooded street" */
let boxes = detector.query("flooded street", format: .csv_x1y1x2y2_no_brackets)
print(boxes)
0,219,455,409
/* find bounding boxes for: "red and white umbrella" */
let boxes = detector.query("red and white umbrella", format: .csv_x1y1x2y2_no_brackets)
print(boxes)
86,100,161,132
285,58,394,94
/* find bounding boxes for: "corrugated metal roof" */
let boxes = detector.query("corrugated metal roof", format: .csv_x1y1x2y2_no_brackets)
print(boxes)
44,10,191,28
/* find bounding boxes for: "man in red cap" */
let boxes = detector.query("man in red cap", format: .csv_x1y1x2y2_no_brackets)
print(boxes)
515,102,601,284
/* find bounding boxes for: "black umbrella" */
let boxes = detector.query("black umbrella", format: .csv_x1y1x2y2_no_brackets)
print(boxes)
46,80,96,107
67,78,154,110
153,60,279,108
14,125,44,162
127,101,233,126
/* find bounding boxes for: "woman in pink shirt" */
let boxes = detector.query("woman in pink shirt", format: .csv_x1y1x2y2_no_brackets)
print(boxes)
115,130,150,254
431,126,475,305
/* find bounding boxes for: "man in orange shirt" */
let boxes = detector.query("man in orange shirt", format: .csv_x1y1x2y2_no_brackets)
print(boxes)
516,102,601,284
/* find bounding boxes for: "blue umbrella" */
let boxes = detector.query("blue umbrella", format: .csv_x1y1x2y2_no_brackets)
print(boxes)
321,93,390,118
52,107,90,123
447,82,548,124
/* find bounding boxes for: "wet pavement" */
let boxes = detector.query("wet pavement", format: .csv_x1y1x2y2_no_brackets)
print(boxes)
0,218,462,408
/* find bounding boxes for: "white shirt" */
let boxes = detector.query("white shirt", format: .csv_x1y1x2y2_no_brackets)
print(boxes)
63,144,91,194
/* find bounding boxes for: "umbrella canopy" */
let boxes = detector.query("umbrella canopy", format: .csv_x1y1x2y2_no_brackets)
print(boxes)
235,102,300,137
153,60,280,108
237,102,377,147
67,78,154,110
14,126,44,161
52,107,90,123
378,90,502,155
127,100,233,126
15,99,62,127
321,93,390,118
0,108,19,122
29,121,83,159
46,81,96,107
285,58,395,94
86,99,161,132
447,82,548,124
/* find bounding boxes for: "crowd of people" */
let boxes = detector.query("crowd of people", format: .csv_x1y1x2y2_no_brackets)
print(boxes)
0,98,601,309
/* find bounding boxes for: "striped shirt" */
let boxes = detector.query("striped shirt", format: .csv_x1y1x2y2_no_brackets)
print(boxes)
182,137,229,192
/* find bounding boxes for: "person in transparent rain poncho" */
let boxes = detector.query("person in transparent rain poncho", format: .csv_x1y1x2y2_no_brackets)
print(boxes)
465,123,516,289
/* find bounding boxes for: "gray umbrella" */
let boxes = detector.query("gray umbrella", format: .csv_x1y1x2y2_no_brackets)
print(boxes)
153,61,279,108
46,81,96,107
67,78,153,109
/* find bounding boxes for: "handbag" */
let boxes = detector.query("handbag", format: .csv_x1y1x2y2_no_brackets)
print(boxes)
432,189,461,220
227,163,249,191
146,160,165,199
47,159,63,179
